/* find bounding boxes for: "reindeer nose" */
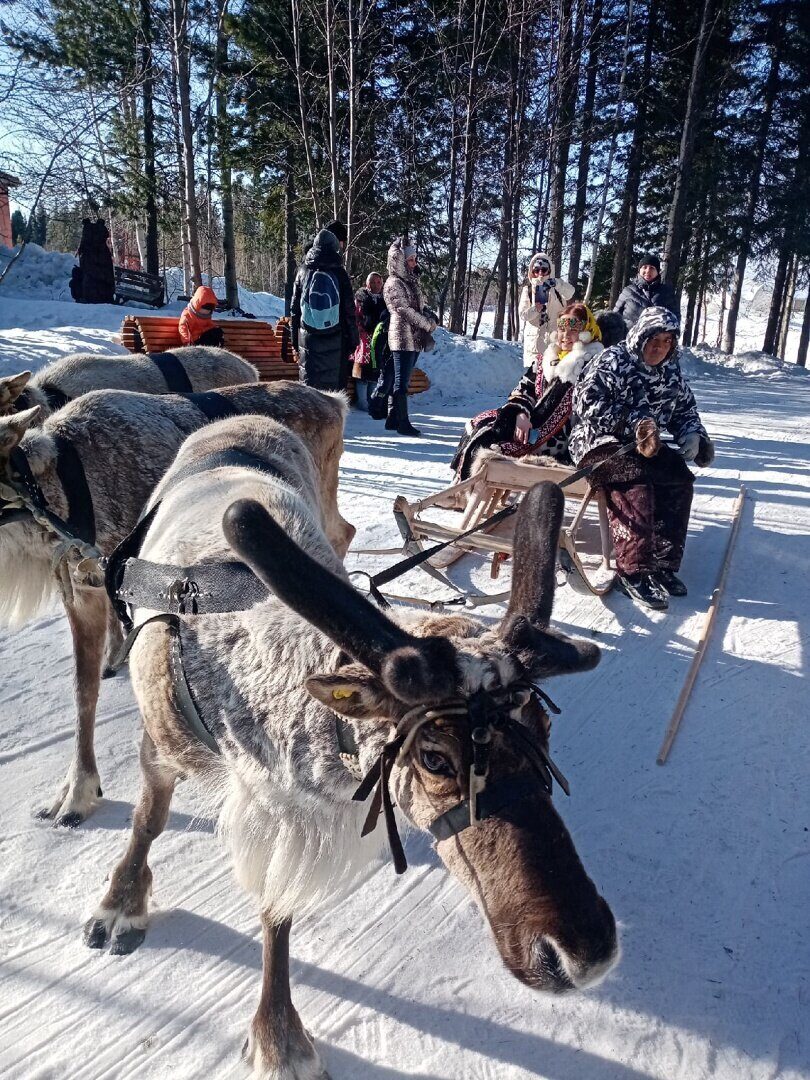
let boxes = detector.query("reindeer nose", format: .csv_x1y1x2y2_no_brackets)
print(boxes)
531,898,620,993
531,937,575,993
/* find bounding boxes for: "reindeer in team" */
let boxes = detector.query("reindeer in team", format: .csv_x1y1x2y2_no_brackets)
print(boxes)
0,385,353,827
0,345,259,421
85,412,619,1078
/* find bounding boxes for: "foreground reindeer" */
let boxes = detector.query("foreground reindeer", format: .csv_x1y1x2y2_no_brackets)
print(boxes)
85,414,618,1078
0,345,258,421
0,385,353,827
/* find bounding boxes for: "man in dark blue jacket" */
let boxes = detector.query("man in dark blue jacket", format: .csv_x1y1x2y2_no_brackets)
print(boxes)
614,253,679,331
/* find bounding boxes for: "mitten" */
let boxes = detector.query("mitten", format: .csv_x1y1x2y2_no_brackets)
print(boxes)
695,436,715,467
677,431,701,461
635,418,661,458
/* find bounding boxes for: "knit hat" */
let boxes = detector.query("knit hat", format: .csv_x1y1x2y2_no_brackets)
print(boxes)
638,252,661,273
325,219,348,245
403,241,417,262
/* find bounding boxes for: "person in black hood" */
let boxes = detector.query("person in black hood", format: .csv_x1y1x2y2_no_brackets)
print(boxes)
290,228,359,391
614,253,679,332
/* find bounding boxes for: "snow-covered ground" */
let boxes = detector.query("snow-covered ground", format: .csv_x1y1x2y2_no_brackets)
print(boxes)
1,254,809,1080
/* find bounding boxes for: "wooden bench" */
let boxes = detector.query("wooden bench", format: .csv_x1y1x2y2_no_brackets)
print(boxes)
120,313,431,394
114,267,165,308
120,314,300,382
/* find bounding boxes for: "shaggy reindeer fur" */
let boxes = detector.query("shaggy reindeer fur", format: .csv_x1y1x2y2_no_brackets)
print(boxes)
0,383,353,827
0,346,259,421
86,421,618,1079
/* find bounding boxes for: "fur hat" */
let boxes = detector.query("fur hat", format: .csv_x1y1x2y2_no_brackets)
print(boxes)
638,252,661,273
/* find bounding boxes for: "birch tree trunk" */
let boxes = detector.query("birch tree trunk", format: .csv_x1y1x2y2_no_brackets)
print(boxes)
763,240,790,355
171,0,202,288
216,5,239,309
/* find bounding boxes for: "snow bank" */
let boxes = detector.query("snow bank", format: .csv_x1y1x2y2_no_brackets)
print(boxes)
0,243,77,301
682,343,809,381
418,328,523,403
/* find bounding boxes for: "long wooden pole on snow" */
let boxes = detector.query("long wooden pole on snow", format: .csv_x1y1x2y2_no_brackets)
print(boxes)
657,485,747,765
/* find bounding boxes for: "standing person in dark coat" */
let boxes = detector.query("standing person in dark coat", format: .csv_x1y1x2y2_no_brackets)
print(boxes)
351,272,386,411
614,253,679,332
290,228,359,391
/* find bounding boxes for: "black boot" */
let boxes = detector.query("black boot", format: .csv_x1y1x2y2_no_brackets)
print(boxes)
385,398,397,430
616,572,669,611
394,392,421,437
654,568,688,596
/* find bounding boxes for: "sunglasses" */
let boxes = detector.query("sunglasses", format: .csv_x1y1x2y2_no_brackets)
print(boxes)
531,264,550,275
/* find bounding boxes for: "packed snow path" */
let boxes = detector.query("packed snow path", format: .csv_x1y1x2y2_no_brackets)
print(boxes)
0,296,808,1079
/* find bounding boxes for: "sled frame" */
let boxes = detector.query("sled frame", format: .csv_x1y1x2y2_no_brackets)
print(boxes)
393,455,616,597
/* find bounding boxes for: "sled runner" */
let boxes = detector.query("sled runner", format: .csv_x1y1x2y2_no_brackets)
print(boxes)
390,453,617,598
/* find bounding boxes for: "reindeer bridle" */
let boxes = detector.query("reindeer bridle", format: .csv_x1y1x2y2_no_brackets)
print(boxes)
351,682,570,874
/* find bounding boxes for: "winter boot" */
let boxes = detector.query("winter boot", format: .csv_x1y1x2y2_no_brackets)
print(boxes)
385,398,397,430
654,568,688,596
616,572,669,611
394,392,421,437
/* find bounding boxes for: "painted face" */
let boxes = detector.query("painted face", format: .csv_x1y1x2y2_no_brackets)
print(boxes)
556,317,584,352
639,264,659,283
642,331,675,366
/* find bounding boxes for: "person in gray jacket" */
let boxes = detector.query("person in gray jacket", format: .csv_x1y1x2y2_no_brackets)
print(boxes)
614,253,679,331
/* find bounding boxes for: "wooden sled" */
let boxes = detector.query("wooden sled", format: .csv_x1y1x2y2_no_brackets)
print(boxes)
393,454,616,597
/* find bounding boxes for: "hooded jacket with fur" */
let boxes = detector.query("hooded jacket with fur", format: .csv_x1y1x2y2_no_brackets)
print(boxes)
178,286,219,345
568,306,706,465
383,239,434,353
517,252,575,363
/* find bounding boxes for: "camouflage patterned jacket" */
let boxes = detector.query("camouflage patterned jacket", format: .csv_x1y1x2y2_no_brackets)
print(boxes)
568,307,707,465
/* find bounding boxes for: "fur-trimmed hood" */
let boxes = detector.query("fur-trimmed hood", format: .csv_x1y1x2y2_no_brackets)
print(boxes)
542,337,603,386
527,251,555,280
387,237,418,282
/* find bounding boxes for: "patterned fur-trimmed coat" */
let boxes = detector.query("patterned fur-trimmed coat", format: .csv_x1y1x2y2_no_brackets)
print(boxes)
383,239,434,353
569,307,707,465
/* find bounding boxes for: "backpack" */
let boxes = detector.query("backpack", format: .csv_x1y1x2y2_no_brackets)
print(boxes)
368,313,394,420
301,268,341,333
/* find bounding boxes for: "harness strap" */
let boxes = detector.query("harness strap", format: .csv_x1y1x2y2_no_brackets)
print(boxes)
53,435,96,544
41,384,72,412
429,774,538,841
0,507,34,529
181,391,239,422
149,351,193,393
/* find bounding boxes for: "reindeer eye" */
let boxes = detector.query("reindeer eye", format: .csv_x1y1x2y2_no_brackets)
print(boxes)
420,749,452,775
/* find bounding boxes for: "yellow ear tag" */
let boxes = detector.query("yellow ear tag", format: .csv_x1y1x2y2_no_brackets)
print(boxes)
332,688,355,701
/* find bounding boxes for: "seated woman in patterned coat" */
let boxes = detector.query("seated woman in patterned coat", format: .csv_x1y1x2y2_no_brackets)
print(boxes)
452,302,603,480
569,306,716,611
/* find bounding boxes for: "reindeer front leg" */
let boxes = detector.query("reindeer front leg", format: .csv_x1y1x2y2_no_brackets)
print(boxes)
37,585,107,826
244,913,329,1080
84,731,178,954
103,597,125,679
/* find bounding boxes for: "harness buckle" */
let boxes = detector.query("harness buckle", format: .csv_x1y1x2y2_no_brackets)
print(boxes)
469,725,492,825
166,577,199,615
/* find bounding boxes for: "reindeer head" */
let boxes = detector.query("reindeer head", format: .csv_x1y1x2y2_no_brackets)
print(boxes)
0,372,33,416
223,482,618,994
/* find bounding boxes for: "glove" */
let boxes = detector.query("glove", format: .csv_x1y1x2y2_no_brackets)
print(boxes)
677,431,701,461
695,436,715,467
635,418,661,458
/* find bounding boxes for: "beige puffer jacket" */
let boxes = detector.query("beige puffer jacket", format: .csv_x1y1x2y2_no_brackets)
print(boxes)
383,238,435,353
518,252,575,364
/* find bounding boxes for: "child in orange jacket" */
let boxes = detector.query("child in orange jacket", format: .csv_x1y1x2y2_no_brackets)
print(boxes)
178,286,224,346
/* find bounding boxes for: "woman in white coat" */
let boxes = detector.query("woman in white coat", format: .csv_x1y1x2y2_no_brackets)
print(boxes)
518,251,575,366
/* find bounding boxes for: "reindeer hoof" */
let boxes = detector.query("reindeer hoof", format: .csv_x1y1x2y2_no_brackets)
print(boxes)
110,927,147,955
102,666,117,680
56,811,84,829
84,917,111,949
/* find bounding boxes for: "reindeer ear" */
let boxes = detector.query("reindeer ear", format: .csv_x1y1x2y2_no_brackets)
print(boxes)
0,406,41,453
305,666,396,720
0,371,32,408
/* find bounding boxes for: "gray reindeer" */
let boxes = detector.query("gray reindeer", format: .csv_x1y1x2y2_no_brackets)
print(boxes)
0,385,353,828
0,345,259,421
85,413,619,1079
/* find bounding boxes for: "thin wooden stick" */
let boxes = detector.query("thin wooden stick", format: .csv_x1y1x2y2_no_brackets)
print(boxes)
657,485,747,765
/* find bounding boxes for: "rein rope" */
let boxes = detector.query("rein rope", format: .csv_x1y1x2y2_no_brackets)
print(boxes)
351,683,568,875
